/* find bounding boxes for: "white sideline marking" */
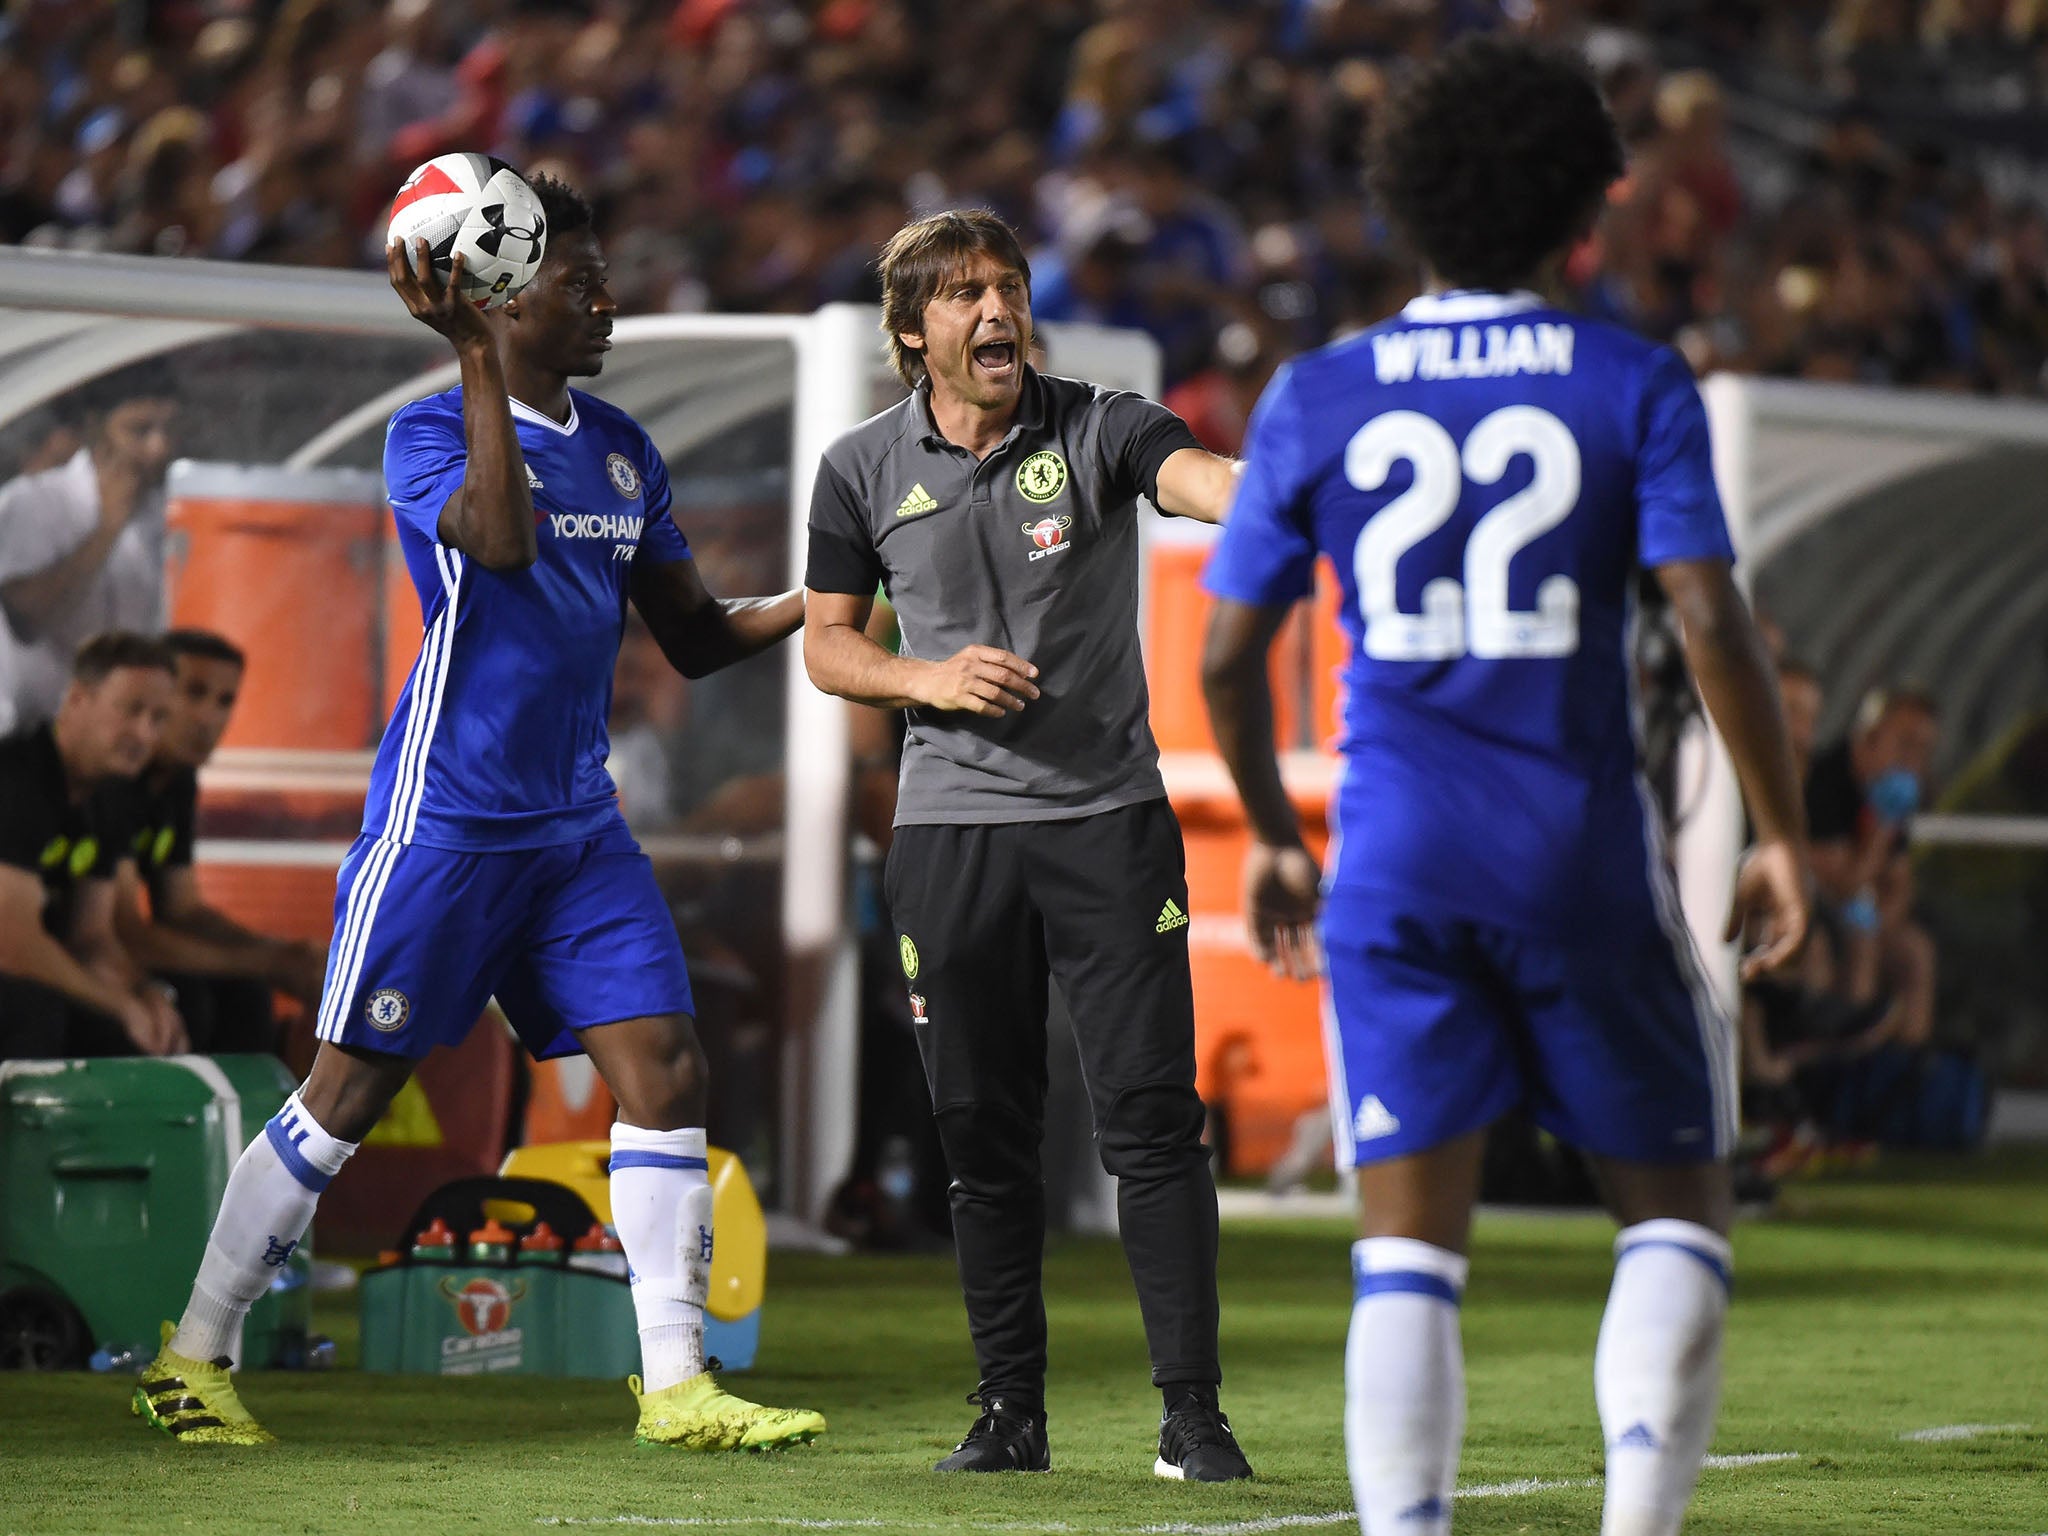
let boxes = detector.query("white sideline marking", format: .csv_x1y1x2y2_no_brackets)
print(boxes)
1899,1423,2031,1443
1702,1452,1802,1468
537,1452,1798,1532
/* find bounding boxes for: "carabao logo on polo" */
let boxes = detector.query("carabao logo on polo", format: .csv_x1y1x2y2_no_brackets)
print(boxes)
605,452,643,500
1022,515,1074,561
1017,450,1067,504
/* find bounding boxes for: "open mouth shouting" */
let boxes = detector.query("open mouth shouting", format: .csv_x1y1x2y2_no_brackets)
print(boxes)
972,336,1018,384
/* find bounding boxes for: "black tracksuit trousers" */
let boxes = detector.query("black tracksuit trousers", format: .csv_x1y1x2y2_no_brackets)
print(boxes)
884,797,1220,1411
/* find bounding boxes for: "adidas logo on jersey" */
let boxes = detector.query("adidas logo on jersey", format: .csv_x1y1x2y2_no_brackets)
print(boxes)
895,483,938,518
525,465,545,490
1155,898,1189,934
1352,1095,1401,1141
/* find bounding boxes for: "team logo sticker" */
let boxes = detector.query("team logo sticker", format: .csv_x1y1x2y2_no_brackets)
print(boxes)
899,934,920,980
1016,450,1067,504
1022,515,1074,561
365,988,411,1032
605,452,642,500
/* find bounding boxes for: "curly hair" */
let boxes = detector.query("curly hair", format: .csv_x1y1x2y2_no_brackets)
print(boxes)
526,171,594,253
1367,35,1623,293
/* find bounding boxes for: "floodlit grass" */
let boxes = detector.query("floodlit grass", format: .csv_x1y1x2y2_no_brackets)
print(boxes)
4,1151,2046,1535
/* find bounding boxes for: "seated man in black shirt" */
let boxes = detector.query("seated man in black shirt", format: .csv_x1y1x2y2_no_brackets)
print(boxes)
104,629,326,1053
0,631,184,1059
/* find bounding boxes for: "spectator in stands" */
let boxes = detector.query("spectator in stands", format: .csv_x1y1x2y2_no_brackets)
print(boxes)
0,632,184,1061
1807,686,1942,1049
103,629,327,1054
0,366,177,725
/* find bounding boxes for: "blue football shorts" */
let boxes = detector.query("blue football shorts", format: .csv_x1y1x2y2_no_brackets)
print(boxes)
1319,886,1737,1168
313,823,694,1060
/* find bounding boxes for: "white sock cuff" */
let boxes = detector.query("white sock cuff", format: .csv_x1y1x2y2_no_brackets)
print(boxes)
264,1093,358,1190
632,1276,696,1305
610,1122,708,1170
1615,1219,1733,1291
1353,1237,1470,1301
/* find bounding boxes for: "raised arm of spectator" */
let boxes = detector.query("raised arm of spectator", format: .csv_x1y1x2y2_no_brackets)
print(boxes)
387,241,536,571
0,868,180,1053
0,453,150,638
1656,558,1812,977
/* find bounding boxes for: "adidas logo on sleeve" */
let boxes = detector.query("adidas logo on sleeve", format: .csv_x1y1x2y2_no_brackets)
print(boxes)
1156,898,1189,934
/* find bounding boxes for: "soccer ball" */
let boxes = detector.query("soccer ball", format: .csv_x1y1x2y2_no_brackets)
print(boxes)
387,154,547,309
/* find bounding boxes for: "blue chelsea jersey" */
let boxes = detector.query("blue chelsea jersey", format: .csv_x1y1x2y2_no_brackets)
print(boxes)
1203,291,1735,936
368,387,692,851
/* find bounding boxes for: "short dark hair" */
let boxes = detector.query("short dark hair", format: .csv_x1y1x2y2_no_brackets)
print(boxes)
878,210,1032,389
1367,35,1624,292
163,628,245,668
527,172,593,256
71,360,180,427
71,631,176,686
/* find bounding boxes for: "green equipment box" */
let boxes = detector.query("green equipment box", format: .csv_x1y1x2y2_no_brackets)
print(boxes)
359,1260,641,1377
357,1175,759,1377
0,1055,311,1370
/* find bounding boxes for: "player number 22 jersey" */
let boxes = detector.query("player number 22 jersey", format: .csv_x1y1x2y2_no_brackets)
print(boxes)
1203,291,1736,936
371,387,692,851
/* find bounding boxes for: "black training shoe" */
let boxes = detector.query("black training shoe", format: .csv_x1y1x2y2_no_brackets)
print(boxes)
934,1393,1050,1472
1155,1398,1253,1482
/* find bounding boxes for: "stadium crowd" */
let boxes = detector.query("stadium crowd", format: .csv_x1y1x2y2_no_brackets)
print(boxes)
4,0,2048,405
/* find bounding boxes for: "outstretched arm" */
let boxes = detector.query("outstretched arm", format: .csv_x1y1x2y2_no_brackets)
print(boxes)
629,557,803,680
1152,447,1243,525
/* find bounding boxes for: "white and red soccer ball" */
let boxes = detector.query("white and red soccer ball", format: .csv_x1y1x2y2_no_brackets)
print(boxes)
387,154,547,309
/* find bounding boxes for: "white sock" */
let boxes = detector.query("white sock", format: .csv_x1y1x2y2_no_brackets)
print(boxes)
1346,1237,1469,1536
610,1122,712,1392
1596,1219,1733,1536
171,1093,357,1368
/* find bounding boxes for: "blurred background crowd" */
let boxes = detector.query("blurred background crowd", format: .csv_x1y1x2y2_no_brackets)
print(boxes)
8,0,2048,432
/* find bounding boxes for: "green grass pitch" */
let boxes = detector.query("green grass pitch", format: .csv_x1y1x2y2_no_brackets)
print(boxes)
5,1151,2046,1535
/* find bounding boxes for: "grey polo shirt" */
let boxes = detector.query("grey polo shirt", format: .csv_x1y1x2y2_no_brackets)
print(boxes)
806,368,1202,826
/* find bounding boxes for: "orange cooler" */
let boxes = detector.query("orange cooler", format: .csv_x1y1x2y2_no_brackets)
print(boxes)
164,462,387,751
